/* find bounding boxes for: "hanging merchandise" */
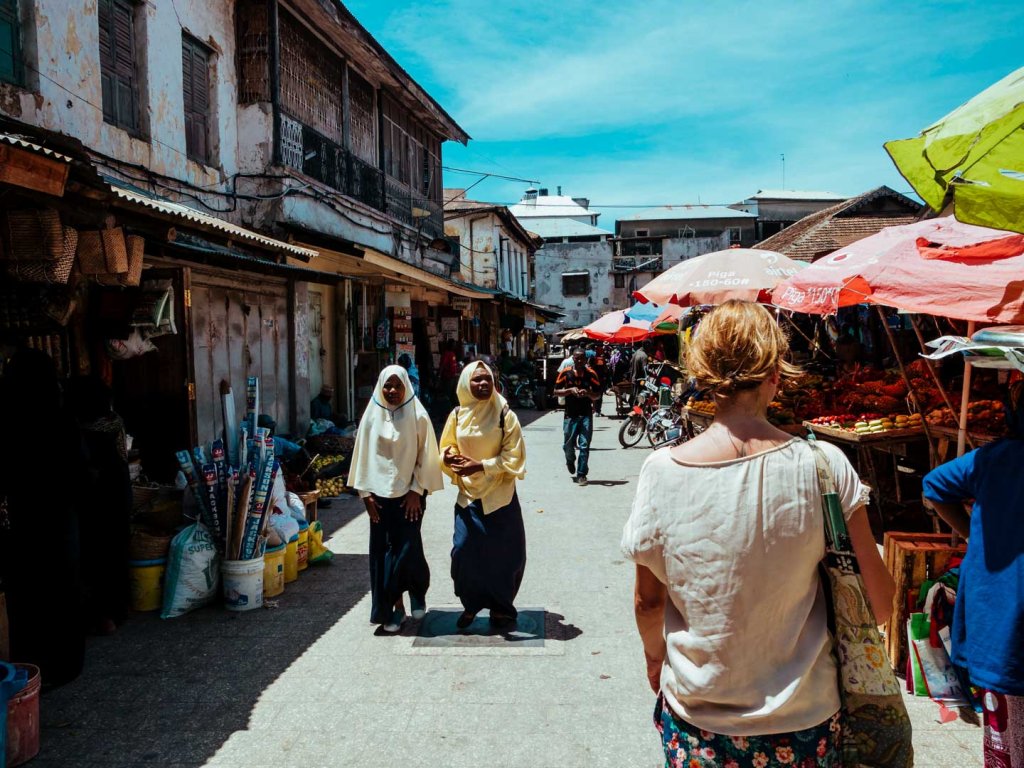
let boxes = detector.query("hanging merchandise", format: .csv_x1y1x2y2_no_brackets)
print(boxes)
132,279,177,338
5,225,78,285
77,227,129,285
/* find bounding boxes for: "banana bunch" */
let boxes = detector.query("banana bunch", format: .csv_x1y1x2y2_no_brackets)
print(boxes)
311,454,345,471
316,476,346,496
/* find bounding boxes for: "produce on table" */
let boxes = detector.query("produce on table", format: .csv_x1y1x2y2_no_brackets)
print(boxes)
686,398,716,416
315,476,347,496
807,411,922,435
925,400,1006,435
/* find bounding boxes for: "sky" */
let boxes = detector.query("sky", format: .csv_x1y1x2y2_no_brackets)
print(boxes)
345,0,1024,229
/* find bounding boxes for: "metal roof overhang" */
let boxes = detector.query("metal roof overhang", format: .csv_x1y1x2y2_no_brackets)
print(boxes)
297,241,494,299
104,178,319,260
164,233,351,283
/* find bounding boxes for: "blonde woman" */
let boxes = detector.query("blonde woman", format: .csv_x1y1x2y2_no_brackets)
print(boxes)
348,365,443,634
621,300,895,767
440,361,527,630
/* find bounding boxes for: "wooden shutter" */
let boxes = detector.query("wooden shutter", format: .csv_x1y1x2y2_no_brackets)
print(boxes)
0,0,21,85
98,0,138,131
182,35,210,164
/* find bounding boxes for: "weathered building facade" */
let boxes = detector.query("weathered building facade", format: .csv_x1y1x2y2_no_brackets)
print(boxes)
0,0,474,469
507,188,614,328
731,189,848,240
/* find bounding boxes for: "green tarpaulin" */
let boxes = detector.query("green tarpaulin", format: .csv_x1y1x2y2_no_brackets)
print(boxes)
885,67,1024,234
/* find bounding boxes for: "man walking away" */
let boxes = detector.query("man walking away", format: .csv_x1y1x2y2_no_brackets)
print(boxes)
630,342,649,405
554,348,602,486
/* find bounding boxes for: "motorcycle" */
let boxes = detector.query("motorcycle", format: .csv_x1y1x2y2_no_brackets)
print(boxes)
618,379,662,448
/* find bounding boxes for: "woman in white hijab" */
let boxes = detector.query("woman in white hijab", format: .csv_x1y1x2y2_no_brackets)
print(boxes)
348,365,443,633
440,361,527,630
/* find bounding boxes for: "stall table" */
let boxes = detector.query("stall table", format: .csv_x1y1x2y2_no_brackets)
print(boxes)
803,422,928,527
929,424,1003,464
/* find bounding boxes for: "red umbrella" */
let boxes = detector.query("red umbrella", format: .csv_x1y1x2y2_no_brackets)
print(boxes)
771,217,1024,323
582,310,653,343
633,248,806,306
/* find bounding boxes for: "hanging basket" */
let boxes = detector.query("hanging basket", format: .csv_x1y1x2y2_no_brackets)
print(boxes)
1,209,63,261
5,226,78,284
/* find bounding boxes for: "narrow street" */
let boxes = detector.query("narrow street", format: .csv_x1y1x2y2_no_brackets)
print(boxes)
33,407,982,767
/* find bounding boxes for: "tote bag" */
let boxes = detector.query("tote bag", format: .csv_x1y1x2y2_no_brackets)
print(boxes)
808,437,914,767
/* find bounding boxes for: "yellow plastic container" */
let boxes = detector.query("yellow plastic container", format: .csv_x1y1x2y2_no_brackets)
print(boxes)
284,534,299,583
128,558,166,612
263,544,285,598
296,521,309,572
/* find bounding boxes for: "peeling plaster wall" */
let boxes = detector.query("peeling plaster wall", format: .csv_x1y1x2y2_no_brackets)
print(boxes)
661,233,730,267
445,211,532,299
533,240,614,327
2,0,238,188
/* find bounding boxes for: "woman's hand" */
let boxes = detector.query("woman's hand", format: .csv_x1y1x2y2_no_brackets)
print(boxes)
645,651,663,694
363,495,380,523
442,446,460,467
402,490,424,521
451,455,485,476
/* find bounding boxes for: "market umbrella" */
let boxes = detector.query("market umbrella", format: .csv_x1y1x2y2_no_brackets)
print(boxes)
582,310,653,343
770,216,1024,323
633,248,806,306
884,67,1024,234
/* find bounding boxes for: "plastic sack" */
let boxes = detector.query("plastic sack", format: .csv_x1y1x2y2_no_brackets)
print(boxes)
308,418,334,437
106,329,157,360
267,510,299,545
285,491,306,521
308,520,333,564
161,522,219,619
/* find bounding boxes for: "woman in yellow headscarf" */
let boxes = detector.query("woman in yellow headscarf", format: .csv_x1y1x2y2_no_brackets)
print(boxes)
440,361,527,630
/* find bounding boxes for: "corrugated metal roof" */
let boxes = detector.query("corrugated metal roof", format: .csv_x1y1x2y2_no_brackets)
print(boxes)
745,189,848,201
105,178,319,259
509,194,596,219
521,218,612,238
0,131,73,162
618,205,756,222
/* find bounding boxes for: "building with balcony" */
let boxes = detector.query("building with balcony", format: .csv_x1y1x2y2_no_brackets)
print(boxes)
0,0,477,460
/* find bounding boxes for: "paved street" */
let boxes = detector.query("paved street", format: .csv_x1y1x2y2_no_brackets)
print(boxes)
34,407,982,767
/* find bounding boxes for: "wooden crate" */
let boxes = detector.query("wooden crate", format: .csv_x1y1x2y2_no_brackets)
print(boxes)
882,532,965,671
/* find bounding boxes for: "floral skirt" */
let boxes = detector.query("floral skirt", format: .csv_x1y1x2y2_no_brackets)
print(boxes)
655,694,843,767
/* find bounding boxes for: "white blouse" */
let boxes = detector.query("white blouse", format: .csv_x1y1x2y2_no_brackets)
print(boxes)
621,438,868,736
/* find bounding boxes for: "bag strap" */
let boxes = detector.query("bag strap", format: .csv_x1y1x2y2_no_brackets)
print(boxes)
806,435,852,553
499,403,510,444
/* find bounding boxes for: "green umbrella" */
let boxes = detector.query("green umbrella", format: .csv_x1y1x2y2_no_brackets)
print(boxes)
884,67,1024,233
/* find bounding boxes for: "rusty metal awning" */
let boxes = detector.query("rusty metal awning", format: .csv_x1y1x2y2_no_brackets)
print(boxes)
0,131,74,163
104,177,319,260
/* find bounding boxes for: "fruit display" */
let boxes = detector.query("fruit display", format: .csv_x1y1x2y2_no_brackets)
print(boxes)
776,373,827,422
925,400,1006,435
315,476,347,496
686,398,715,416
310,454,345,473
807,411,923,436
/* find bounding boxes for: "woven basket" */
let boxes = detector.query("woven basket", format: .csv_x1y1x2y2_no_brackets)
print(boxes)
78,227,128,280
5,226,78,284
129,527,173,560
2,209,63,261
120,235,144,286
306,434,355,457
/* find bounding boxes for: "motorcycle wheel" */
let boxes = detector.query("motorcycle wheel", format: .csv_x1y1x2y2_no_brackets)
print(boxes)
618,414,646,448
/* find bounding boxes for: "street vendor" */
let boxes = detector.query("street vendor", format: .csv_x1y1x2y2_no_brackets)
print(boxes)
310,386,336,422
922,374,1024,767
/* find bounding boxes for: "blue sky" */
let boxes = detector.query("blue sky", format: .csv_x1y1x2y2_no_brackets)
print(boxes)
346,0,1023,229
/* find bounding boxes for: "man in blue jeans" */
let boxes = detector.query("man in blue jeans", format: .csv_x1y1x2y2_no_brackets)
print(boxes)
554,348,602,486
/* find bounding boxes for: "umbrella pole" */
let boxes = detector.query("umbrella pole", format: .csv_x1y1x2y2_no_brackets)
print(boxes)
875,306,935,455
908,314,974,451
957,321,976,457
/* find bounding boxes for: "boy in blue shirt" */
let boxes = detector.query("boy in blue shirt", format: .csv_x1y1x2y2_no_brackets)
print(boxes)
923,377,1024,765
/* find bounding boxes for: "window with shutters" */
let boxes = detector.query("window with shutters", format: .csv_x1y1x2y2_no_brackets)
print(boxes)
182,34,212,165
0,0,22,86
98,0,140,133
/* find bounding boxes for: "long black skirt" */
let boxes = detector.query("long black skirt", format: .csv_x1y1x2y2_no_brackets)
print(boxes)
451,492,527,617
368,494,429,624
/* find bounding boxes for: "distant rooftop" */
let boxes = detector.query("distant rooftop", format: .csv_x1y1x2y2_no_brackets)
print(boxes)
618,205,757,222
509,191,597,220
745,189,848,202
522,218,612,239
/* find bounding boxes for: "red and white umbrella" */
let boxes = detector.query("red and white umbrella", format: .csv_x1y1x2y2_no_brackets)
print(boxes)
633,248,806,306
770,217,1024,323
582,310,652,343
